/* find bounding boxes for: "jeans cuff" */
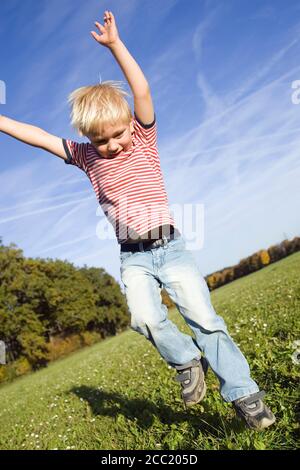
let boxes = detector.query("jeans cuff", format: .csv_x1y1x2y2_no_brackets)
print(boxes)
223,386,260,403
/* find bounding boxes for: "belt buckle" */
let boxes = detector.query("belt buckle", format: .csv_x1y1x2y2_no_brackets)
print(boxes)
162,235,169,249
140,235,169,252
153,236,168,250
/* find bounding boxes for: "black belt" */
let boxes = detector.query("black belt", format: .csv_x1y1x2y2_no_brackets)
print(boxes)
120,226,180,253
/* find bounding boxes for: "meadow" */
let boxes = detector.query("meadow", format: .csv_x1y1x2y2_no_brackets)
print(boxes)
0,252,299,450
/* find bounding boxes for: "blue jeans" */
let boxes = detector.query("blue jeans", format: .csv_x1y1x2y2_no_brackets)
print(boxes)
120,235,259,402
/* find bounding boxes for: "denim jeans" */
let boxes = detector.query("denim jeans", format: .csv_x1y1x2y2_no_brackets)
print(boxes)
120,235,259,402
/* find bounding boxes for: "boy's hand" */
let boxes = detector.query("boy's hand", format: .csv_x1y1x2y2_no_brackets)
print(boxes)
91,11,120,48
91,9,154,124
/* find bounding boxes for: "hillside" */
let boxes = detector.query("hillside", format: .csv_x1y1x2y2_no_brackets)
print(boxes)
0,252,299,450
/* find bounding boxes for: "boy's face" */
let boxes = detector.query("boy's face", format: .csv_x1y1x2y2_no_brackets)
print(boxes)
87,120,134,158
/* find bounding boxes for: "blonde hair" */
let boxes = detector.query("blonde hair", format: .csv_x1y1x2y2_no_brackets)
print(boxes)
68,81,132,136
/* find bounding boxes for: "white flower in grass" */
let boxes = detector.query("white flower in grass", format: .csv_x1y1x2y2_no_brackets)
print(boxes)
292,351,300,365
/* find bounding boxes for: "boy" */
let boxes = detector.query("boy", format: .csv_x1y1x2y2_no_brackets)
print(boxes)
0,10,275,430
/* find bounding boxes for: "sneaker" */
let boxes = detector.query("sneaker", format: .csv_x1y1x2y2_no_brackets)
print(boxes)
233,391,276,430
175,357,207,407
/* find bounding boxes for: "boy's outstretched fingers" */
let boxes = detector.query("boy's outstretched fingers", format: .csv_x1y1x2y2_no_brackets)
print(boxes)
90,22,105,42
104,11,111,23
91,11,119,47
104,11,115,23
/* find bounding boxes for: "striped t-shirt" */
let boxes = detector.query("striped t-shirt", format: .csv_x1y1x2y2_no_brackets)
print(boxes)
62,114,175,243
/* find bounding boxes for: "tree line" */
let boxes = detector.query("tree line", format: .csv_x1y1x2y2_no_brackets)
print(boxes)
205,236,300,290
0,239,129,382
161,236,300,307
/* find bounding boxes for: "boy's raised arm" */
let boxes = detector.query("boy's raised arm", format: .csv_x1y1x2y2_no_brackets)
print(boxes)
0,114,67,160
91,10,155,125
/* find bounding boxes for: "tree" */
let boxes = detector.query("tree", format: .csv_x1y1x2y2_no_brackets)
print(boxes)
259,250,270,266
79,266,129,336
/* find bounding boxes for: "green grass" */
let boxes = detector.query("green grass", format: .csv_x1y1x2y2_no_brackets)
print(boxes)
0,252,299,450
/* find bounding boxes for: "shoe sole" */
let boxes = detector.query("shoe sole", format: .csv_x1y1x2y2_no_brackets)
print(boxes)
249,414,276,430
235,409,276,430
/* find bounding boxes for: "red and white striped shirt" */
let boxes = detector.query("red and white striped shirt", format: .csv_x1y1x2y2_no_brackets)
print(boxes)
63,114,175,243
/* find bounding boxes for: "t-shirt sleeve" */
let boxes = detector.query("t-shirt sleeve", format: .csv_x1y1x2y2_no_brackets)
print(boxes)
133,113,157,149
62,138,88,172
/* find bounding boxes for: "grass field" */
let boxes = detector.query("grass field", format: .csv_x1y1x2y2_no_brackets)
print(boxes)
0,252,299,450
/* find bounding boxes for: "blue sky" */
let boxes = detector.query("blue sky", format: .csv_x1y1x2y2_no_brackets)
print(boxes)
1,0,300,287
